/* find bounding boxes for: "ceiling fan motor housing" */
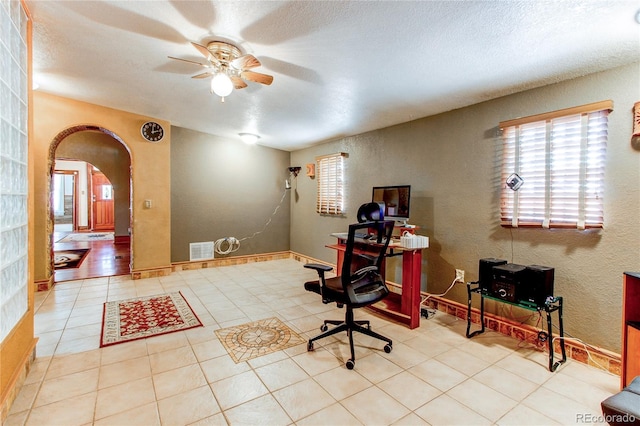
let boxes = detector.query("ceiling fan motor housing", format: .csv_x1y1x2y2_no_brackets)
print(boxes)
206,41,242,64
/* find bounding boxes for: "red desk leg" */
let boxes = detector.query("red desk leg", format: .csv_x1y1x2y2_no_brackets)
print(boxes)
335,250,345,274
401,249,422,329
329,241,423,329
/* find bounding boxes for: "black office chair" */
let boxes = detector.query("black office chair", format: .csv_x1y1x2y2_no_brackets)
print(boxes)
303,203,395,369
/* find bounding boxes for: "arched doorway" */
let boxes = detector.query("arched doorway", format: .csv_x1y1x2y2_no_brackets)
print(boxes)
47,125,132,282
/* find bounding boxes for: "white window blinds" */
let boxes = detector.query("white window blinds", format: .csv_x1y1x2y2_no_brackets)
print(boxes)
500,101,611,229
316,153,345,215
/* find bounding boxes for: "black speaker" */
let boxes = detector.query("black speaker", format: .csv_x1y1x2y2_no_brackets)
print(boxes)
524,265,554,306
478,258,507,291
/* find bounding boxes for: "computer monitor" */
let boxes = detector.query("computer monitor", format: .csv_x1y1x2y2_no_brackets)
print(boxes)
372,185,411,223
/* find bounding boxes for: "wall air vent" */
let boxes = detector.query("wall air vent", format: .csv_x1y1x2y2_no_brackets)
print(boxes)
189,241,215,261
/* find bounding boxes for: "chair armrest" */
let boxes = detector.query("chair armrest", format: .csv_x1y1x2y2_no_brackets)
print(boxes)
304,264,333,273
304,264,334,303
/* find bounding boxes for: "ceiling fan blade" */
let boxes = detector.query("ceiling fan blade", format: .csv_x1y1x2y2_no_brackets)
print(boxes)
192,72,213,79
168,56,210,68
191,42,211,59
191,41,222,67
230,76,248,90
241,70,274,85
231,54,261,70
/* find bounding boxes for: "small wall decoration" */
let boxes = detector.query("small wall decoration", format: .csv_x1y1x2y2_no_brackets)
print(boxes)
141,121,164,142
632,101,640,151
306,163,315,178
506,173,524,191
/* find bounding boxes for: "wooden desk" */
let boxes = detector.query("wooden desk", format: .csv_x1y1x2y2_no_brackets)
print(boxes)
622,272,640,388
327,237,423,329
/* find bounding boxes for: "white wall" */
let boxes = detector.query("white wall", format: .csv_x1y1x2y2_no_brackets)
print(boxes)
54,159,89,228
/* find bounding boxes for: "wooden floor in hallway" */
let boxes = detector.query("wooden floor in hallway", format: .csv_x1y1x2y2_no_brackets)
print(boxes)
53,231,130,282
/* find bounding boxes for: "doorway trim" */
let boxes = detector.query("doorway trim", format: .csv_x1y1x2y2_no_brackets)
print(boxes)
47,125,133,283
52,170,78,232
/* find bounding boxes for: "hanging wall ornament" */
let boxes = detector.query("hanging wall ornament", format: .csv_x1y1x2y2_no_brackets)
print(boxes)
632,101,640,151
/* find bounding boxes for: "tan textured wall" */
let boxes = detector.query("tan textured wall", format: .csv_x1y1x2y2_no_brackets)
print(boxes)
33,92,171,279
291,62,640,352
170,126,291,262
56,131,131,237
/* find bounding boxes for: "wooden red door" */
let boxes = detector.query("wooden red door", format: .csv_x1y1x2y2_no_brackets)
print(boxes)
91,171,115,231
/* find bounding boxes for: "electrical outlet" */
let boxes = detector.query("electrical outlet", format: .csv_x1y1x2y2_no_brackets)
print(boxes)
455,269,465,283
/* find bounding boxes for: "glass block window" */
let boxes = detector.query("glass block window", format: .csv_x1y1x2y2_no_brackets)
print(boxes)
0,0,29,341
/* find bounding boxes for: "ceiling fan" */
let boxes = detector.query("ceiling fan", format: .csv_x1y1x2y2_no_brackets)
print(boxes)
169,41,273,102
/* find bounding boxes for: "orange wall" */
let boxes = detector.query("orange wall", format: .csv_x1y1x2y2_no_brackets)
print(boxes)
32,92,172,280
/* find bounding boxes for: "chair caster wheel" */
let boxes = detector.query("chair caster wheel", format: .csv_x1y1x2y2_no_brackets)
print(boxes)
384,344,392,353
320,324,328,332
307,341,314,351
346,359,355,370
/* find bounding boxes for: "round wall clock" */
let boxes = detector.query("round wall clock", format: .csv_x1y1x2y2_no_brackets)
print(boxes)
141,121,164,142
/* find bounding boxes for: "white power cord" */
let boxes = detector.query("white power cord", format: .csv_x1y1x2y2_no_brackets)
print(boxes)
420,277,461,319
550,335,612,373
550,326,618,375
422,277,459,304
214,237,240,255
213,188,288,255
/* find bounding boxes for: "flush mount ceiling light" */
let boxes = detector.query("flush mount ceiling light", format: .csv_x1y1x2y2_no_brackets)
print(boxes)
169,41,274,103
239,133,260,144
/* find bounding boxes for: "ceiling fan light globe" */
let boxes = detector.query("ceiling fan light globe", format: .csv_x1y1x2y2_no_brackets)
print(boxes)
211,72,233,97
239,133,260,144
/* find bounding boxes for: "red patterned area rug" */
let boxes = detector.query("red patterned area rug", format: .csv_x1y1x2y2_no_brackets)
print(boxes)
215,317,305,363
100,292,202,347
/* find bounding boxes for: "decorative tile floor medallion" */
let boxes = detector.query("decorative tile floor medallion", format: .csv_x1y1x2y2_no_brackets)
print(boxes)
216,317,305,363
100,291,202,347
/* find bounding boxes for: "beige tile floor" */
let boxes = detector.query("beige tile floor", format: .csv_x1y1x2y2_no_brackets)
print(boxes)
6,259,619,425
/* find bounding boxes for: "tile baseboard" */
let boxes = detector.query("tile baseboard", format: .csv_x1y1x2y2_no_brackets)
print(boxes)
131,266,173,279
424,295,621,376
171,251,292,271
35,277,53,292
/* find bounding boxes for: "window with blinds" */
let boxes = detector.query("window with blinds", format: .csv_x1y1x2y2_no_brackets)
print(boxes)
316,152,345,215
500,101,612,229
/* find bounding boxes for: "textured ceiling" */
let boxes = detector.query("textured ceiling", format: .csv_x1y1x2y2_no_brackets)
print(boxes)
27,1,640,151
